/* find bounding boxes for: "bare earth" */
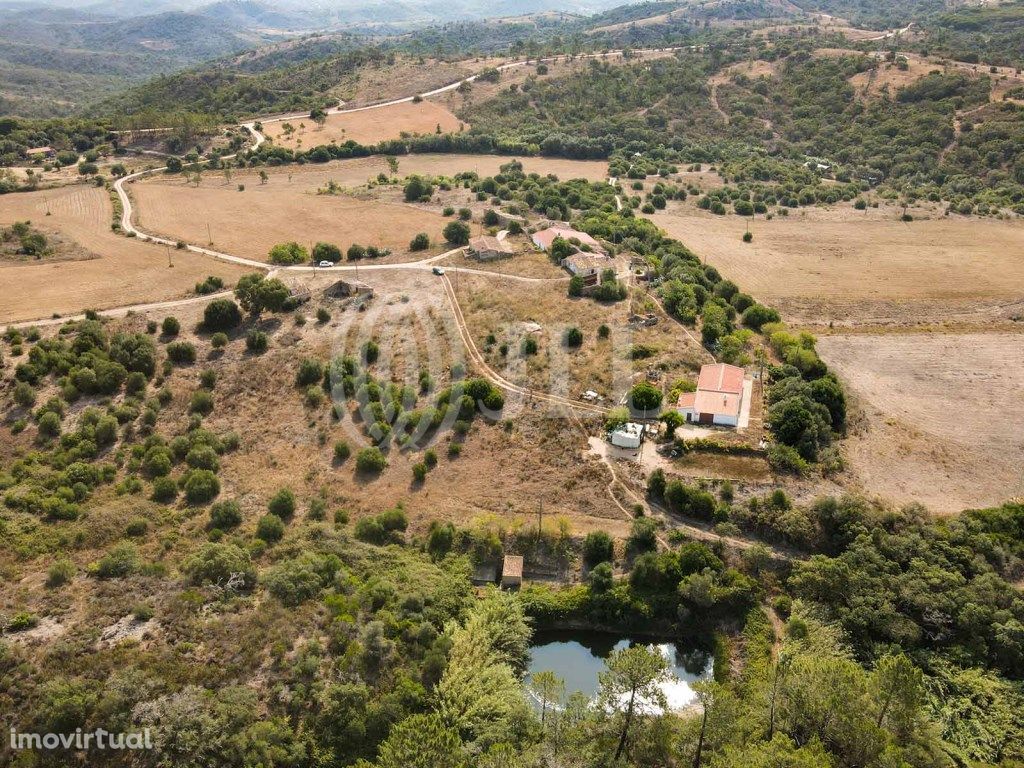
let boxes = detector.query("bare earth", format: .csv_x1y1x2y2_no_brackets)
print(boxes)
264,100,465,148
0,185,248,324
649,200,1024,327
819,332,1024,514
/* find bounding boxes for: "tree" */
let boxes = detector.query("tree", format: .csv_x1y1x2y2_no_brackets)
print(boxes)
628,381,663,414
661,410,683,438
409,233,430,251
310,107,328,129
375,714,467,768
202,299,242,331
234,273,289,316
268,488,296,519
443,221,471,245
871,653,923,740
404,175,434,202
312,242,342,264
268,242,308,265
356,447,387,474
529,671,564,727
598,645,669,762
583,530,614,567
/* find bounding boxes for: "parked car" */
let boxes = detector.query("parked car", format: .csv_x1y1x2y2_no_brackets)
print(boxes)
318,260,335,268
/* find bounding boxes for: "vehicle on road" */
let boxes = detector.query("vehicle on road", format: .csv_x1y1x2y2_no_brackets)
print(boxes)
318,261,335,268
432,267,446,276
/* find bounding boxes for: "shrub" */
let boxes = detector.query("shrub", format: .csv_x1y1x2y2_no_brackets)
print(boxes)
256,513,285,543
409,233,430,251
412,462,427,482
209,499,242,529
166,341,196,364
267,488,296,519
316,307,331,324
628,518,658,553
183,469,220,504
183,542,255,588
38,411,61,438
356,446,387,474
151,476,177,502
7,612,38,631
597,324,610,339
195,275,225,295
211,332,228,349
95,543,140,579
189,390,214,415
46,559,76,588
245,330,268,353
583,530,614,567
521,337,538,355
295,358,323,386
203,299,242,331
333,440,351,462
125,518,149,537
564,327,583,348
13,381,36,408
161,317,180,336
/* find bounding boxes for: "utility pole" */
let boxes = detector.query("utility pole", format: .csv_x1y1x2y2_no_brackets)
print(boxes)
166,245,173,268
537,499,543,535
207,222,213,245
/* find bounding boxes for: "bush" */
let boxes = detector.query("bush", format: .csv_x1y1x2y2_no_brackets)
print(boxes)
190,390,214,415
183,469,220,504
628,517,658,553
151,476,177,502
356,446,387,474
316,307,331,324
161,317,180,336
95,543,140,579
203,299,242,331
583,530,614,567
125,518,149,537
295,358,323,386
268,488,296,519
46,559,76,588
409,233,430,251
333,440,351,462
211,332,228,350
245,330,268,353
412,462,427,482
183,542,255,588
13,381,36,408
564,327,583,348
256,513,285,543
195,275,225,295
166,341,196,364
38,410,61,438
209,499,242,530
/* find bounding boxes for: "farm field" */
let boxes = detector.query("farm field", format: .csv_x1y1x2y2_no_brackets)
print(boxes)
818,331,1024,514
649,200,1024,327
0,185,248,324
263,100,466,148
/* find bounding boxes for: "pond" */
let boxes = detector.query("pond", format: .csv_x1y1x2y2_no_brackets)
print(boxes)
527,630,714,713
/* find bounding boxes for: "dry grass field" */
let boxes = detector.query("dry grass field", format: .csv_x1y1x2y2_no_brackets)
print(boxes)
439,240,566,279
264,100,465,148
649,200,1024,327
818,332,1024,514
131,171,465,263
0,185,247,324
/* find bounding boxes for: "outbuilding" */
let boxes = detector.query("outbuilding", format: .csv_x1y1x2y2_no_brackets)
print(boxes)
501,555,524,589
610,422,644,449
468,235,514,261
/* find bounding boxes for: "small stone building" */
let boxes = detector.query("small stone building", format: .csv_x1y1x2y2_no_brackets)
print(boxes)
468,235,514,261
501,555,524,589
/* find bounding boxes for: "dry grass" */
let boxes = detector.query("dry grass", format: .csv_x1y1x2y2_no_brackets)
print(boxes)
131,171,464,263
264,101,465,148
0,185,248,323
439,239,566,279
648,199,1024,327
819,332,1024,515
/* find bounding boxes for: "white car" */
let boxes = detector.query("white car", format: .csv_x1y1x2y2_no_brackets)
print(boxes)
318,261,335,268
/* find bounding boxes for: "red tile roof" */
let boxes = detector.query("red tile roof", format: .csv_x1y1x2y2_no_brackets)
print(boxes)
676,392,696,409
532,226,602,252
697,363,745,395
693,390,742,418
